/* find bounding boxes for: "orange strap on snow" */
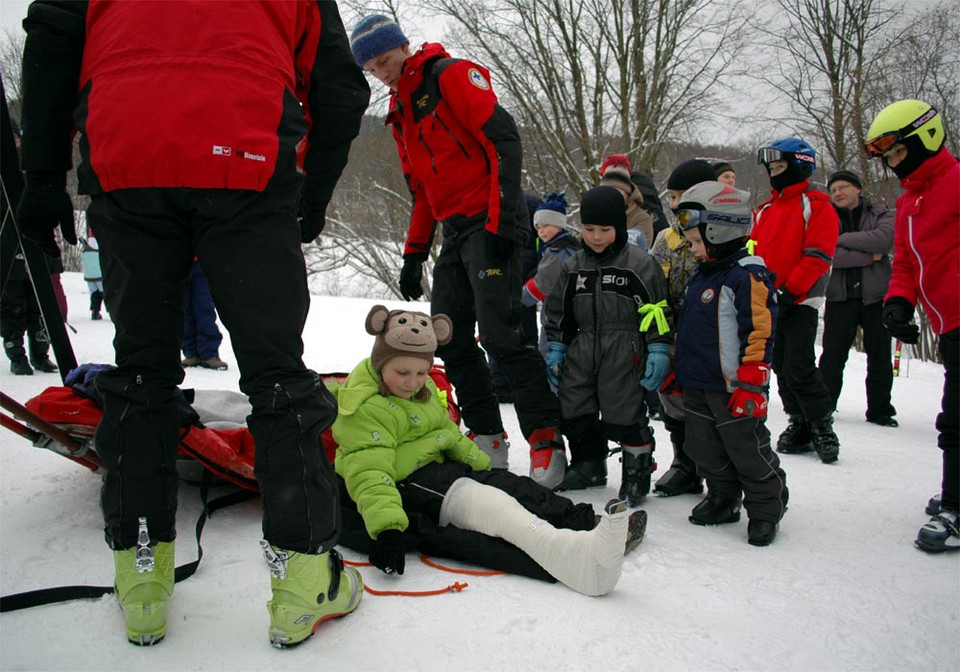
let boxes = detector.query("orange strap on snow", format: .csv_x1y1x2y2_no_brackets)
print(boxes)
342,554,504,597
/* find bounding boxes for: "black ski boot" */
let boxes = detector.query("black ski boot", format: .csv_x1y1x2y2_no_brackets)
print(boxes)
776,414,813,454
654,449,704,497
619,443,656,507
5,339,33,375
810,414,840,463
563,460,608,490
29,333,57,373
747,519,778,546
30,355,58,373
91,290,104,320
689,493,742,526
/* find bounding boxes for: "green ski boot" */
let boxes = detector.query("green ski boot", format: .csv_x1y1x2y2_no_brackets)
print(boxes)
113,518,174,646
262,542,363,648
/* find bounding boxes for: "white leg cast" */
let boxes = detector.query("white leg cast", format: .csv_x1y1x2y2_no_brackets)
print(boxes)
439,477,627,596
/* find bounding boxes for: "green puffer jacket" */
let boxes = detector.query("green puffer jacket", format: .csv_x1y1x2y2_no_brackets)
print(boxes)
333,358,491,540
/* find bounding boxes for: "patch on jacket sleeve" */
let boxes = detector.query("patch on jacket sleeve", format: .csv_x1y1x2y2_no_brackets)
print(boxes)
467,68,490,90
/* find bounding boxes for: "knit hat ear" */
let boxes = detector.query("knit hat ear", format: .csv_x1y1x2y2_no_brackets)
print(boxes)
367,305,449,371
533,191,568,229
350,14,409,66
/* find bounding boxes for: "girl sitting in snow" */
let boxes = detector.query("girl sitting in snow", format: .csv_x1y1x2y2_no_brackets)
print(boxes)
332,305,645,596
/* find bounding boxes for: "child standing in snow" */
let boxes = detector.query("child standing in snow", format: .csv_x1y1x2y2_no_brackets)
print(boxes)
542,186,673,504
333,304,645,595
672,182,788,546
521,192,580,355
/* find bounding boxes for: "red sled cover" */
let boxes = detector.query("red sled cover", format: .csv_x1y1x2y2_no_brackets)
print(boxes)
22,366,461,493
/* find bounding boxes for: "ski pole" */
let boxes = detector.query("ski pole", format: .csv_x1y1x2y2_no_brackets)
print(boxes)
893,339,902,377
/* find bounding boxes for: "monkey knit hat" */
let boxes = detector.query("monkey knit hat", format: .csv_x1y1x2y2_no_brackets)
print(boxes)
350,15,409,66
365,305,452,372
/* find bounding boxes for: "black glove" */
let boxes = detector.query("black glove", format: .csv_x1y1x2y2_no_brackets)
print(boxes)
777,285,799,306
485,230,515,266
369,529,405,575
16,172,77,259
883,296,920,344
297,197,327,244
399,253,427,301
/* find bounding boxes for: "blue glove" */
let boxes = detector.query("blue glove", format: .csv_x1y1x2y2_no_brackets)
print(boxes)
544,342,567,388
640,342,671,390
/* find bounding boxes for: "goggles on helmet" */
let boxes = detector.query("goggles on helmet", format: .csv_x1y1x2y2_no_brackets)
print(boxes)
864,106,939,157
676,209,751,231
757,147,787,165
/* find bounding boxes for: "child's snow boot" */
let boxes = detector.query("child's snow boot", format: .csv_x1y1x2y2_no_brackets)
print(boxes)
467,430,510,470
618,442,655,507
914,508,959,553
563,459,608,490
262,543,363,648
747,519,778,546
5,339,32,375
653,445,704,497
776,414,813,453
113,519,174,646
809,414,840,463
689,493,742,526
528,427,567,490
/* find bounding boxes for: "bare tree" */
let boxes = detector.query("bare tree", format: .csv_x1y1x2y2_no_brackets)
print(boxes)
750,0,905,183
0,28,24,106
418,0,747,196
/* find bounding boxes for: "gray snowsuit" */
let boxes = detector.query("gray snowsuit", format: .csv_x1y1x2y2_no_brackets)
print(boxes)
543,242,672,461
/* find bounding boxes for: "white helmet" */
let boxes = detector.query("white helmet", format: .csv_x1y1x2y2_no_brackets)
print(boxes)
676,181,752,248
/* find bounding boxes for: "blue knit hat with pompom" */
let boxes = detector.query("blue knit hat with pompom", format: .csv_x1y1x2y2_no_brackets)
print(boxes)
533,192,569,229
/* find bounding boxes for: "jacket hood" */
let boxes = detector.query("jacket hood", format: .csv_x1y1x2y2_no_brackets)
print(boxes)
336,358,384,416
401,42,450,79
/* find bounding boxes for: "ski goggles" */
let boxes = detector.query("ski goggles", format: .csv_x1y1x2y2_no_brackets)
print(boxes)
675,209,751,231
864,106,938,157
756,147,816,165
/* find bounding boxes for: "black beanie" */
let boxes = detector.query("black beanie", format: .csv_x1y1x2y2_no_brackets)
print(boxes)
580,186,628,255
712,161,735,178
667,159,716,191
827,170,862,191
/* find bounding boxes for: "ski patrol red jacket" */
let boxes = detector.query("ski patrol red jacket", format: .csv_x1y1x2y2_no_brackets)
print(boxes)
19,0,369,207
884,147,960,336
750,180,838,308
385,43,524,257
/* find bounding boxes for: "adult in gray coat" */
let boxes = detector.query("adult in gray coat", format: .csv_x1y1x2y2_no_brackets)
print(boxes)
819,170,897,426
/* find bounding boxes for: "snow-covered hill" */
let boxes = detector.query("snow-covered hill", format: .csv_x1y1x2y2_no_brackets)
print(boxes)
1,273,957,671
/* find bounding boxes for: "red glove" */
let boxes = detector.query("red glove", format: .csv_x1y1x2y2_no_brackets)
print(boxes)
728,362,770,418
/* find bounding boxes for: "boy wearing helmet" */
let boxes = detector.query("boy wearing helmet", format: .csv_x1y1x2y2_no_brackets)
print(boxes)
673,182,787,546
865,99,959,553
752,138,840,463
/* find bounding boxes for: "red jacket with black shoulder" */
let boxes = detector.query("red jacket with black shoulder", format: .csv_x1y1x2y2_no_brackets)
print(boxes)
385,43,524,257
20,0,369,209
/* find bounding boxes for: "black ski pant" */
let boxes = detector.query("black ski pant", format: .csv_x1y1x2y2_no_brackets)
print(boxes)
683,387,788,523
772,303,833,421
1,255,49,361
337,461,595,581
938,330,959,511
90,186,340,554
819,299,895,419
431,225,560,440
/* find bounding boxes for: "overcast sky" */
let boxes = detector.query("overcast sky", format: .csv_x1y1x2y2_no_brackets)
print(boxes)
0,0,29,35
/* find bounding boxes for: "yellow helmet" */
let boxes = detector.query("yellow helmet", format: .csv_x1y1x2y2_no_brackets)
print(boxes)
864,99,944,157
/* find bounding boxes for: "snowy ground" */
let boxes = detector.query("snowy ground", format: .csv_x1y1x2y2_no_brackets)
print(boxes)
1,273,957,671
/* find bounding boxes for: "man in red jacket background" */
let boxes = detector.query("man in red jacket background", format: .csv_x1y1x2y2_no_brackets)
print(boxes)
752,138,841,464
17,0,370,647
866,99,959,553
350,15,567,488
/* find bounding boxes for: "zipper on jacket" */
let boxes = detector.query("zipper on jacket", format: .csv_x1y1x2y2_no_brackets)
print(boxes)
907,212,944,331
433,112,471,159
417,126,438,174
